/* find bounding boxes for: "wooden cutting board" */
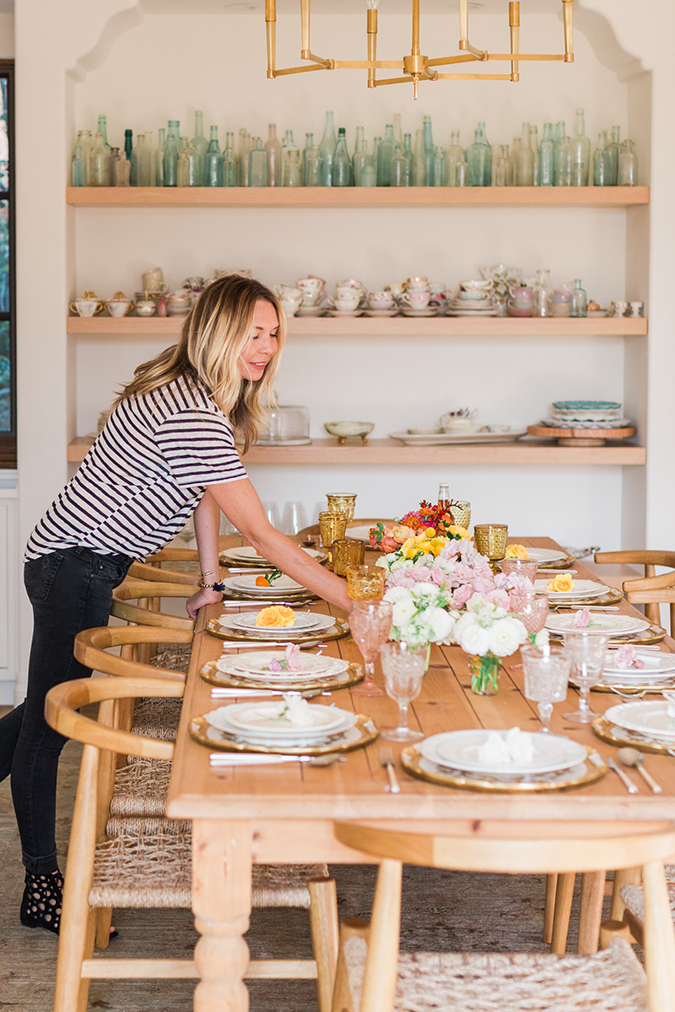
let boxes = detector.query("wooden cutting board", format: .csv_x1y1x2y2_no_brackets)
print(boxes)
527,424,636,447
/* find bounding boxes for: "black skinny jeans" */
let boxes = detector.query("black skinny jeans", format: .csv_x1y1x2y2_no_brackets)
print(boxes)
0,546,133,874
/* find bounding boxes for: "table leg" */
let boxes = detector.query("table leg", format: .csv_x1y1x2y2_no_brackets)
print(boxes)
192,819,252,1012
578,870,605,954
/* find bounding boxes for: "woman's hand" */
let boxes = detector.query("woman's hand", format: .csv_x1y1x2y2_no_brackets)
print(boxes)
186,587,223,621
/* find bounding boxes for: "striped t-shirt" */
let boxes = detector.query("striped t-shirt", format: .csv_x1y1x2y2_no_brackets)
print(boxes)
25,375,247,561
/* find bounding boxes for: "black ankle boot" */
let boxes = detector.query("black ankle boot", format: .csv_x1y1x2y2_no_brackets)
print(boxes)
20,870,63,934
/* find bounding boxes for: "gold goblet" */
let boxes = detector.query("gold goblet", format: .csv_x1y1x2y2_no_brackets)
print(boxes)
332,538,365,577
346,564,386,600
474,523,509,570
326,493,357,522
318,511,347,550
448,500,471,529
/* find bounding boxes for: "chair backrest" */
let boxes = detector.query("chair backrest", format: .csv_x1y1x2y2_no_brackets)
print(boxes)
128,560,200,586
111,580,195,630
594,551,675,628
74,625,192,682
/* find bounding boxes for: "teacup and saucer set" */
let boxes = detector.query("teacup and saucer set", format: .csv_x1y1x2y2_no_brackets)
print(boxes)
448,279,498,317
364,290,398,317
327,278,366,317
295,276,328,317
399,277,438,317
273,284,305,317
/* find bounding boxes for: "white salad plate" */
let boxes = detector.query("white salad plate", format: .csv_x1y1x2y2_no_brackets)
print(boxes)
218,651,345,677
204,702,356,744
221,546,323,565
603,650,675,677
521,548,568,564
545,614,651,637
221,577,311,599
229,574,306,594
401,308,439,317
389,429,526,446
533,579,610,599
603,701,675,741
227,612,327,633
419,730,587,776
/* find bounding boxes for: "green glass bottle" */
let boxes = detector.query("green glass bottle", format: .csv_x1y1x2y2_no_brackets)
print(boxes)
154,128,166,188
204,126,223,187
71,145,84,187
97,115,111,154
443,131,464,187
606,126,620,186
89,132,111,186
390,144,409,187
281,129,299,187
75,130,93,186
570,279,587,318
223,132,239,187
467,124,490,186
539,123,554,186
248,137,269,187
571,108,591,186
515,122,534,186
412,129,426,185
266,124,281,187
164,121,180,186
422,115,435,185
377,124,396,186
303,134,323,186
555,131,573,187
319,111,337,186
124,129,133,165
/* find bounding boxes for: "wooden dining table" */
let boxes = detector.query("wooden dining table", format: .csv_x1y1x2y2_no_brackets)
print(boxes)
166,536,675,1011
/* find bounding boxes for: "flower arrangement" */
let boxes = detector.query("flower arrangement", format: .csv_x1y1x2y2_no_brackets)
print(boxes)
369,499,471,553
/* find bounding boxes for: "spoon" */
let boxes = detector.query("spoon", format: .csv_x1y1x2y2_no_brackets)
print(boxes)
617,748,663,793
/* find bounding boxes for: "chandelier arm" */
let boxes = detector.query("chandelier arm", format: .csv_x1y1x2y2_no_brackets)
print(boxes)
509,1,520,81
486,53,566,61
563,0,574,62
273,63,330,76
305,52,334,67
435,72,513,80
371,74,433,87
332,60,405,69
265,0,276,78
426,53,481,68
367,5,378,88
301,0,310,57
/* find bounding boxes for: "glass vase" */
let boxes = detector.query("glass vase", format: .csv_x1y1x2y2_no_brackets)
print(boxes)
469,652,500,695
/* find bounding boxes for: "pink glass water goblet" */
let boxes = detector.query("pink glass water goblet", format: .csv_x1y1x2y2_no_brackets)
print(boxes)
508,591,549,671
349,600,393,697
500,557,539,583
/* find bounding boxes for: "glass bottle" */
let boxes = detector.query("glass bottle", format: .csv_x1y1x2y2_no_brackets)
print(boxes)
177,138,190,187
354,141,374,186
403,133,414,181
593,132,611,187
412,129,426,185
433,147,444,186
551,122,562,186
130,134,141,186
89,132,111,186
392,113,403,148
281,129,299,187
555,133,573,187
124,129,133,165
539,123,554,186
191,111,208,180
204,126,223,187
109,146,120,185
283,148,302,187
619,139,638,186
138,132,155,186
352,130,367,187
265,124,281,187
515,122,534,186
115,149,131,187
222,131,239,186
423,115,435,186
438,483,450,510
467,124,490,187
443,131,464,187
154,128,166,188
377,123,396,186
76,130,93,186
570,279,587,318
606,126,621,186
353,126,365,163
390,144,409,187
303,135,323,186
372,137,381,179
97,115,111,154
163,128,179,187
507,137,519,186
480,122,492,185
530,125,539,186
332,128,352,186
319,110,337,186
495,145,509,186
238,129,252,186
248,137,269,187
71,145,84,187
571,107,591,186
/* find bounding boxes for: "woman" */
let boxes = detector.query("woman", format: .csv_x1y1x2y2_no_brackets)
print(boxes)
0,274,351,934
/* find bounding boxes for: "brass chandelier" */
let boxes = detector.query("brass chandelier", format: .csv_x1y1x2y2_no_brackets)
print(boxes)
265,0,574,99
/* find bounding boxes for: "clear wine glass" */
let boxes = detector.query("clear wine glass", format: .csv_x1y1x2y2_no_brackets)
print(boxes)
520,644,570,732
349,600,392,697
380,641,425,741
563,632,610,722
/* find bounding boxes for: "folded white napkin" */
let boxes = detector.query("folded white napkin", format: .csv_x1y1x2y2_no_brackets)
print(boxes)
477,727,535,765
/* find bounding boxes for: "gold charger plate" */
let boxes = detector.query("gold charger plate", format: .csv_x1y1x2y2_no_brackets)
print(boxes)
190,711,378,755
200,659,364,692
219,551,329,568
222,589,319,603
539,554,577,570
400,744,607,792
206,616,350,646
592,715,675,756
588,678,675,695
547,589,624,609
549,623,666,646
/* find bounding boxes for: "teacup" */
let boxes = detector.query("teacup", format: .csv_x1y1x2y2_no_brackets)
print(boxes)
629,301,644,317
401,290,431,309
368,291,394,308
460,278,492,291
329,295,361,311
406,276,429,290
167,291,193,317
385,282,406,298
141,267,165,292
297,276,325,294
274,284,304,300
338,278,365,291
611,300,629,317
459,289,489,301
301,291,326,307
70,292,103,317
279,297,303,316
336,286,365,305
105,292,134,317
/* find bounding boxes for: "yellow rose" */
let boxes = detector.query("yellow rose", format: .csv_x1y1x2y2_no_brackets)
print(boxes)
256,605,297,627
546,574,575,593
505,544,530,559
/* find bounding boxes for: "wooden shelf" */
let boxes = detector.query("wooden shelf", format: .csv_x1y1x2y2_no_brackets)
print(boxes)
68,435,646,466
66,185,650,209
66,316,648,337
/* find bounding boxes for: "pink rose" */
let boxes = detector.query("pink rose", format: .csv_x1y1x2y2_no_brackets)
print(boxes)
285,644,303,671
452,584,473,607
573,608,591,629
485,589,510,609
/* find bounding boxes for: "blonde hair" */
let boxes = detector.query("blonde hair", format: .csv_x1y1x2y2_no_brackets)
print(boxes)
116,275,286,451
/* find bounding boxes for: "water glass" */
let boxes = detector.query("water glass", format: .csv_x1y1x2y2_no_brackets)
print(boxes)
563,632,609,723
520,645,570,732
281,501,308,536
380,641,426,741
262,501,281,529
332,538,365,577
318,510,347,550
474,523,509,562
349,599,393,697
500,557,538,583
346,564,386,600
326,492,357,522
509,591,549,633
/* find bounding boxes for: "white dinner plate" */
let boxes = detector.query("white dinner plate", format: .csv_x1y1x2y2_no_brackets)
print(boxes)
419,730,587,776
229,575,306,595
221,546,324,565
534,580,610,600
545,614,650,637
520,548,568,564
217,651,346,677
345,522,390,542
217,700,352,737
228,612,325,632
388,429,526,446
603,701,675,741
603,650,675,676
217,612,337,638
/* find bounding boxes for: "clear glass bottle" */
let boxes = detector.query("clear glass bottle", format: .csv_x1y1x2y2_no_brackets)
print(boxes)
593,132,611,187
281,129,299,187
124,129,133,165
191,111,208,180
89,132,111,187
443,131,464,187
137,133,154,187
71,145,84,187
467,124,491,187
423,115,435,186
539,123,554,186
377,123,396,186
114,149,131,187
571,107,591,186
352,129,367,186
177,137,201,187
570,279,587,318
412,129,426,186
76,130,93,186
495,145,510,186
283,148,302,187
130,134,141,186
204,126,223,187
403,133,414,182
534,268,553,317
433,147,445,186
360,145,377,187
606,126,621,186
530,125,539,186
164,121,180,187
619,139,638,186
515,122,534,186
507,137,519,186
248,137,269,187
177,138,190,187
154,128,166,188
265,123,281,187
111,144,122,186
222,131,239,187
353,126,365,163
555,133,573,187
390,144,409,187
332,128,352,186
97,115,111,154
238,129,252,186
392,113,403,149
319,110,337,186
303,135,323,186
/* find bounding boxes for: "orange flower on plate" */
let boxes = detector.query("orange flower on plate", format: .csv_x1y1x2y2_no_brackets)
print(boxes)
505,544,530,559
256,606,296,627
547,574,575,593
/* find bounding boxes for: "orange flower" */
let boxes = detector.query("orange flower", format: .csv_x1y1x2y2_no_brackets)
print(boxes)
547,574,575,593
256,606,296,627
505,544,530,559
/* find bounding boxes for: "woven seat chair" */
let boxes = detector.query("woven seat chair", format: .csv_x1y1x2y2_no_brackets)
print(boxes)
46,676,339,1012
329,819,675,1012
594,550,675,633
606,865,675,948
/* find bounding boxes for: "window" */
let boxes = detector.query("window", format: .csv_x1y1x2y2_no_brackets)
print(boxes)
0,61,14,467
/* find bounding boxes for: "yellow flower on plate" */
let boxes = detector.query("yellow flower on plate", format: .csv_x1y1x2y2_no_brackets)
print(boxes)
505,544,530,559
256,605,297,628
547,574,575,593
448,525,471,540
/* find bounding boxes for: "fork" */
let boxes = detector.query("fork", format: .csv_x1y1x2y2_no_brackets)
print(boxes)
379,747,400,793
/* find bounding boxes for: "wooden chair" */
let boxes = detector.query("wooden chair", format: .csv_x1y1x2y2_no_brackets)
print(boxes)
330,819,675,1012
594,551,675,631
46,676,339,1012
127,559,200,586
111,580,195,632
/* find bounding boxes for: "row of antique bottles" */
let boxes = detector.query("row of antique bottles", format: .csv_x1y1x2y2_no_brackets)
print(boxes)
71,110,638,188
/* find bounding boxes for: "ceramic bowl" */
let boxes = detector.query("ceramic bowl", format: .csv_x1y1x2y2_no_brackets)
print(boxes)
135,300,156,317
324,421,375,444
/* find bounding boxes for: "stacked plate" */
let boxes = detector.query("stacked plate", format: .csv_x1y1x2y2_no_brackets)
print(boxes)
203,700,357,748
220,546,325,567
534,578,611,602
217,611,337,639
546,614,651,638
215,650,351,685
517,547,569,567
597,649,675,688
418,729,588,777
542,400,631,430
223,574,307,597
596,700,675,753
447,296,498,318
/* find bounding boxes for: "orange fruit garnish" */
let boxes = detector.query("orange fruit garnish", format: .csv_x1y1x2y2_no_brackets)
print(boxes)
255,576,270,587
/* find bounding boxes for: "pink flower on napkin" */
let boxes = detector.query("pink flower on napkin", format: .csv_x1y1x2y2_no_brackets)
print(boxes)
268,657,282,672
573,608,591,628
614,644,645,670
285,644,303,671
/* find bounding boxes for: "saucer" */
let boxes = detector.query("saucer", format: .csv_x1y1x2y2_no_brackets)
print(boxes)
401,307,439,317
328,309,365,317
364,309,399,317
296,306,328,317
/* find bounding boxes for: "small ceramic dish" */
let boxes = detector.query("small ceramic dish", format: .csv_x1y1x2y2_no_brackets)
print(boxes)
324,421,374,445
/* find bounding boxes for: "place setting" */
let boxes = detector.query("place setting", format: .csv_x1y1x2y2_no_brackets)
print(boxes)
219,544,328,568
200,644,365,693
592,696,675,757
534,574,623,608
207,603,350,645
546,612,666,645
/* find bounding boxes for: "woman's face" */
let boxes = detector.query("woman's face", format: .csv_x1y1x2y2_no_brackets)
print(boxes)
239,300,280,381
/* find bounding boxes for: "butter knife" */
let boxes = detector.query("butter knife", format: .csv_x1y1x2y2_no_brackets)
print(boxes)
606,756,639,793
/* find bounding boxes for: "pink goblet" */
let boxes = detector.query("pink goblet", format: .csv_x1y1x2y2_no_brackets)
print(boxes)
500,557,539,583
349,600,393,697
508,591,549,672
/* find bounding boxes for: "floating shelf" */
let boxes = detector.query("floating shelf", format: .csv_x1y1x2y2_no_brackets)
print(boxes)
66,316,648,337
66,186,650,209
68,435,646,466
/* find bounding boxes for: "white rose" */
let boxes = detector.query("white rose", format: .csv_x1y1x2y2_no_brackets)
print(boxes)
419,606,456,643
392,598,418,626
487,617,528,658
534,629,550,648
390,558,414,572
413,582,441,602
453,612,478,636
456,622,491,657
384,586,412,605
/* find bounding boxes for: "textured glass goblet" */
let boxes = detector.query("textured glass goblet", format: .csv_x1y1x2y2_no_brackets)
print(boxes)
347,565,386,600
349,600,393,697
563,632,610,723
380,641,426,741
520,645,570,732
509,591,549,633
500,557,538,583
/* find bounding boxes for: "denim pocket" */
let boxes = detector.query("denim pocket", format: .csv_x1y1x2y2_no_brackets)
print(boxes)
91,554,133,586
24,553,65,603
